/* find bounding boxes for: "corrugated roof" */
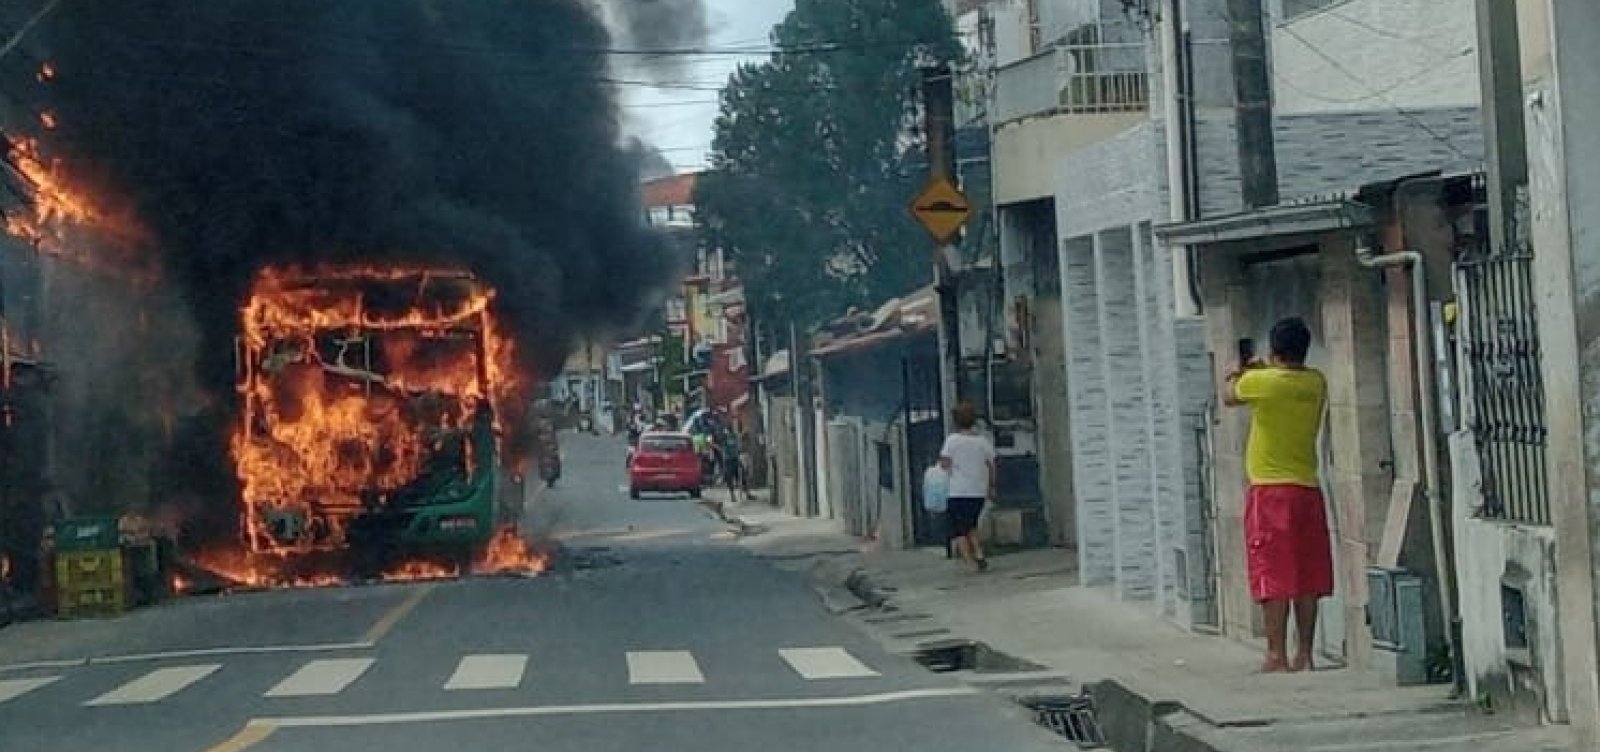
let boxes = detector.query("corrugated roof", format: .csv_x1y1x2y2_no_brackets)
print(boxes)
809,284,939,358
641,172,699,208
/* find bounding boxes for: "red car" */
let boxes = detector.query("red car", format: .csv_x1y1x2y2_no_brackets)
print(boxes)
628,432,703,499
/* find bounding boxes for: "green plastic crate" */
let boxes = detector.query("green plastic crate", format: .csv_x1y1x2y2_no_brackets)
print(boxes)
53,517,121,552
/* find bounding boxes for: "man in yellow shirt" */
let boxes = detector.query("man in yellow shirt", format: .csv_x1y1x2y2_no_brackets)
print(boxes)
1224,317,1332,673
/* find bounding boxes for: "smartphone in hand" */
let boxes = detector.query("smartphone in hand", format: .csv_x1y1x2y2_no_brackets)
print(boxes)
1237,338,1255,369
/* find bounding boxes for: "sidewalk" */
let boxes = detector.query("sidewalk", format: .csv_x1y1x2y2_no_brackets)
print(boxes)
722,491,1572,752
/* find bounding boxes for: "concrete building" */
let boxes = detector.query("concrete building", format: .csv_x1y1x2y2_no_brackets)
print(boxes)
1473,0,1600,744
969,0,1489,657
1146,0,1486,667
638,171,750,423
809,287,943,549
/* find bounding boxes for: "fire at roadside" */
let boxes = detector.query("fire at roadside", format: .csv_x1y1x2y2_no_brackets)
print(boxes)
171,528,554,597
0,1,679,612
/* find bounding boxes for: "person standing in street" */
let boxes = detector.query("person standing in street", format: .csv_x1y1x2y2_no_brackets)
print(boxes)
939,402,995,572
720,426,752,501
1224,317,1333,673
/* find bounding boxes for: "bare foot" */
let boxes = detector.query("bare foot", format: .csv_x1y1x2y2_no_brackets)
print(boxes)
1259,658,1291,674
1290,654,1314,672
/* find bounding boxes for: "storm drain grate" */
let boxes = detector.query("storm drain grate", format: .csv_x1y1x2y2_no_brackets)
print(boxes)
911,641,974,672
911,640,1050,674
1022,694,1106,749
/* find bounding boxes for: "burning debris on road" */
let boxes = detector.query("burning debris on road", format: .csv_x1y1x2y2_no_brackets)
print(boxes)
1,1,682,588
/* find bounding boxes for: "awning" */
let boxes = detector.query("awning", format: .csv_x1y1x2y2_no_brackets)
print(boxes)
620,361,656,374
1154,199,1373,247
810,328,919,357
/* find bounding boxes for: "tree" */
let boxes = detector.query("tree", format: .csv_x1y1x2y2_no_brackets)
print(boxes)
696,0,960,336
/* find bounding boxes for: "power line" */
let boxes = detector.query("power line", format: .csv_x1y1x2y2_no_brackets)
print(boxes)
75,28,941,61
1275,24,1472,161
622,100,720,109
0,0,67,62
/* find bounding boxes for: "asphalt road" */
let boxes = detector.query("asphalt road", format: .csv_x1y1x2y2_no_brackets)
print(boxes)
0,431,1064,752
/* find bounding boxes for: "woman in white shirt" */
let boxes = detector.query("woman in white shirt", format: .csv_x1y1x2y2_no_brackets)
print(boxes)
938,402,995,572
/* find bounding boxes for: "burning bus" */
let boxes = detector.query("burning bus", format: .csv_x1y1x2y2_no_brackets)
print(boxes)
229,266,531,580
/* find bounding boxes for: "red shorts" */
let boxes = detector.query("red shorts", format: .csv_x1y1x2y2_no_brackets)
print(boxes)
1245,484,1334,602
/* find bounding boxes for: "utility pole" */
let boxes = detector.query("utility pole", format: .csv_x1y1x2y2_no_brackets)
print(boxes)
791,318,817,516
922,62,963,424
1226,0,1279,208
1474,0,1528,255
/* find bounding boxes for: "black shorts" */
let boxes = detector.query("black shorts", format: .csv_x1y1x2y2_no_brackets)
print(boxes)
947,497,985,536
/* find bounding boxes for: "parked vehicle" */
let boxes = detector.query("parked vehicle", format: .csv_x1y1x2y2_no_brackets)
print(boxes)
627,432,702,499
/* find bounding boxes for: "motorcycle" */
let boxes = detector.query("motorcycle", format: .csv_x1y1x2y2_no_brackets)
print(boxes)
539,452,561,487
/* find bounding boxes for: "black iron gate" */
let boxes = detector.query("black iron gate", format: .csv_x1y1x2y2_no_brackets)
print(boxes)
1456,199,1549,524
902,355,947,547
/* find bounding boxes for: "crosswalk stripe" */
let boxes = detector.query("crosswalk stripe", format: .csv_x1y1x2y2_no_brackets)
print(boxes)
265,658,374,698
86,665,221,706
779,647,880,680
0,677,59,704
444,654,527,691
625,650,704,685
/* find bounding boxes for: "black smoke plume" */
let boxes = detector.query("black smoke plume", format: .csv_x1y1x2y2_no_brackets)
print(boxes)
5,1,685,540
625,136,679,182
600,0,711,81
18,0,678,387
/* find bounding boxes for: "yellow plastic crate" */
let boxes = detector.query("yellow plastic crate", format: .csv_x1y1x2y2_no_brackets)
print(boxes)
57,585,127,619
55,549,125,591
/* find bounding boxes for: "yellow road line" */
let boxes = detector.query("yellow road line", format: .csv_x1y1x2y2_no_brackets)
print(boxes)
362,583,437,644
203,722,276,752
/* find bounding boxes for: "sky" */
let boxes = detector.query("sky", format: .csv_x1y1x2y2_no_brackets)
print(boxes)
616,0,795,174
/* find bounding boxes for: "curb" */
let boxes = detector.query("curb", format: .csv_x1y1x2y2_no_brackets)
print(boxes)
843,569,891,608
797,552,1231,751
1086,679,1223,752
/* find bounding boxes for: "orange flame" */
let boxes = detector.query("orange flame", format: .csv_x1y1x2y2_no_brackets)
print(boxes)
231,265,523,559
2,135,154,278
473,527,550,576
382,560,458,582
37,63,55,82
38,112,57,130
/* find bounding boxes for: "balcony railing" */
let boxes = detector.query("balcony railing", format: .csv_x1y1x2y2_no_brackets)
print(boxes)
993,42,1149,124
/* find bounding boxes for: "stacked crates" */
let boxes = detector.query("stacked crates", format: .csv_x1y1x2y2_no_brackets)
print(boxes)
52,517,127,619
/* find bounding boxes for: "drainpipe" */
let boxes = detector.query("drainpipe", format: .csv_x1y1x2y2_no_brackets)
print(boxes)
1354,241,1462,690
1161,0,1203,316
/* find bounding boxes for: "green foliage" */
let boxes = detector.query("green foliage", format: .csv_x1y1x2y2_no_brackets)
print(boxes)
696,0,961,333
657,333,686,398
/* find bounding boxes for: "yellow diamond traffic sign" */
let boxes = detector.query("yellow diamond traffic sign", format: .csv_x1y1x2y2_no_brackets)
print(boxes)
909,176,971,245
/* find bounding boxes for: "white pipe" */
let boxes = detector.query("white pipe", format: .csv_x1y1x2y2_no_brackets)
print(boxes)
1161,0,1200,318
1355,245,1459,672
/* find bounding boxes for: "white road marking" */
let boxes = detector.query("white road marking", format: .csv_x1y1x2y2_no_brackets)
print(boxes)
0,676,59,704
779,647,880,680
1,642,375,674
444,654,527,691
257,687,979,728
86,664,221,706
264,658,374,697
625,650,704,684
0,659,83,673
90,642,374,666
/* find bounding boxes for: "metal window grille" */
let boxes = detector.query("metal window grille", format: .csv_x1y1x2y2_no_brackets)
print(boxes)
1457,192,1550,524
